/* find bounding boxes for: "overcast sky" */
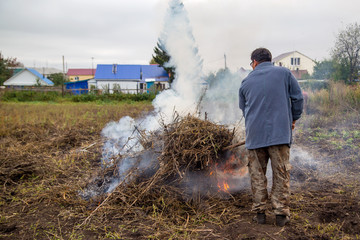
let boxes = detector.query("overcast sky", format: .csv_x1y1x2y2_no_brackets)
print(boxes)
0,0,359,73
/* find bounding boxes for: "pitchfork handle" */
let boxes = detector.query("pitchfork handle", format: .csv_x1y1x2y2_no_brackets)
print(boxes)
223,140,246,150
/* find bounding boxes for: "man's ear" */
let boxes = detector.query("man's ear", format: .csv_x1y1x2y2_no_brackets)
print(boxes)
253,60,259,68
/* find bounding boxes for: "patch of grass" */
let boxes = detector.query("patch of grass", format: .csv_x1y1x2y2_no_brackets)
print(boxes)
316,223,343,238
0,101,153,136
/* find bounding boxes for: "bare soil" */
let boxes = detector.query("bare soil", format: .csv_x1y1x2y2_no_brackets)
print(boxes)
1,103,359,240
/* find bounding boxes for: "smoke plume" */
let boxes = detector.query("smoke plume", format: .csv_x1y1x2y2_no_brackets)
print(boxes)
101,0,244,163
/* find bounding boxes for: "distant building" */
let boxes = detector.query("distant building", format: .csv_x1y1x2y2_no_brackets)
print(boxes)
272,51,315,79
4,68,54,86
67,69,96,82
91,64,169,94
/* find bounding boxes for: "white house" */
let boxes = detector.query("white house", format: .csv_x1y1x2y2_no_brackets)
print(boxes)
272,51,316,79
93,64,142,94
92,64,169,94
4,68,54,86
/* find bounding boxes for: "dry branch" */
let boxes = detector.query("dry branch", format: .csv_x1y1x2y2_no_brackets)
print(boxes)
158,114,235,178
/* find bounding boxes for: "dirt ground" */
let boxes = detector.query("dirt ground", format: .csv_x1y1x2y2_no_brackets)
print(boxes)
1,103,360,240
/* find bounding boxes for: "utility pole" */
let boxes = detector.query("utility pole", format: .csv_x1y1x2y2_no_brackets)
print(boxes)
224,53,227,69
62,56,65,97
91,57,94,76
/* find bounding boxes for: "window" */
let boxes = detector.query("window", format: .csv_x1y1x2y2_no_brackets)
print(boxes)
75,76,79,81
291,57,301,66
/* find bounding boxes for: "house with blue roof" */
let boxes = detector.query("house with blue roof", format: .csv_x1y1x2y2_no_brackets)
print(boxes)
91,64,169,93
3,68,54,86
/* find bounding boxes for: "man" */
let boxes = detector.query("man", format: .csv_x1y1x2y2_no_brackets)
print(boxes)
239,48,303,227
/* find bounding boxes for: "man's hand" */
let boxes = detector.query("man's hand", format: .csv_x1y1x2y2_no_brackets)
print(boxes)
292,120,296,130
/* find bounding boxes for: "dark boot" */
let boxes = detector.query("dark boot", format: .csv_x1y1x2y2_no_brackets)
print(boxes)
276,215,290,227
253,213,266,224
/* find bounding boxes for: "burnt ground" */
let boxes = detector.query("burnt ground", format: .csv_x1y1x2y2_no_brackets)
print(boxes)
1,104,360,240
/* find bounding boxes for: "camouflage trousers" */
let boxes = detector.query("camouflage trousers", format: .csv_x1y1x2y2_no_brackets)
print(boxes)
247,145,291,216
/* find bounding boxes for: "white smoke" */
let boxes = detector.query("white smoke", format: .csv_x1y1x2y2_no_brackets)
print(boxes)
99,0,247,193
101,0,209,165
153,0,205,121
201,69,247,124
101,116,143,164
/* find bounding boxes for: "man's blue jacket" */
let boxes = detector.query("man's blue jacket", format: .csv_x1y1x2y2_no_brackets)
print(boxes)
239,62,303,150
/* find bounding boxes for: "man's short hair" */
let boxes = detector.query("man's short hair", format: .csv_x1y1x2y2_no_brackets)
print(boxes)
251,48,272,63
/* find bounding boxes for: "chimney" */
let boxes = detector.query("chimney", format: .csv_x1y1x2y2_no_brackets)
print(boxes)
112,64,117,74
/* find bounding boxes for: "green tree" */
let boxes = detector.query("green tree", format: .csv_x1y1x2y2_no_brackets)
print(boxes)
151,41,175,84
0,52,23,85
332,22,360,82
149,58,157,65
331,60,351,82
48,73,66,86
311,59,351,82
312,60,335,79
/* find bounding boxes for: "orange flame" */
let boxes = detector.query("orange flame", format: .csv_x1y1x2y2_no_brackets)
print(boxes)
217,181,230,193
210,152,248,193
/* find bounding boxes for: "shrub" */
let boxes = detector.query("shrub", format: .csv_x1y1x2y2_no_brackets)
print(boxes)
307,81,360,115
71,94,97,102
1,90,60,102
69,92,156,103
345,84,360,107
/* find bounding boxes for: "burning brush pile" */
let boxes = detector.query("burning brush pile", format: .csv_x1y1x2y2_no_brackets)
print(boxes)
81,114,247,213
